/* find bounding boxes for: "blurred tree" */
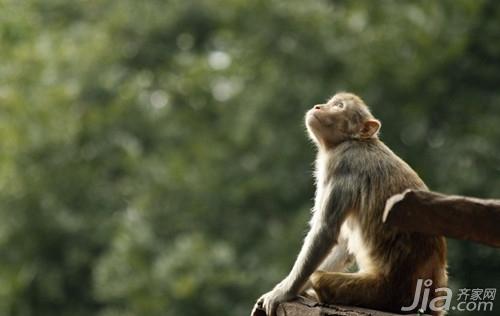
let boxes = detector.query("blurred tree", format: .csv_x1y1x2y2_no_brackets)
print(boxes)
0,0,498,315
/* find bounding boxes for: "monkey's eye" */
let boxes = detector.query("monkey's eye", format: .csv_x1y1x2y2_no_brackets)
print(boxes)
334,101,344,108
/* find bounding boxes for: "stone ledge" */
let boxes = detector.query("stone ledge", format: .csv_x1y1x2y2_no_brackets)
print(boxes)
253,296,425,316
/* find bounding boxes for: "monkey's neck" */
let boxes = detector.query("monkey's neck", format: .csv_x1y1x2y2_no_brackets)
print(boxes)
315,141,342,155
316,138,340,151
314,149,332,187
315,138,380,169
317,137,379,153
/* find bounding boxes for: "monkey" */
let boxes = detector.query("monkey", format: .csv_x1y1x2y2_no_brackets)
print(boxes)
251,92,447,316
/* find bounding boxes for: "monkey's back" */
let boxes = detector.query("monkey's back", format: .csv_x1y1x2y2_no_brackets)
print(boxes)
331,139,447,312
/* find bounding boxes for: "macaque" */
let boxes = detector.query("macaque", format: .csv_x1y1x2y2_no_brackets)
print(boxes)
252,92,447,316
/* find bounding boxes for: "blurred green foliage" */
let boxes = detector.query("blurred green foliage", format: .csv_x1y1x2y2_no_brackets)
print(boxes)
0,0,499,315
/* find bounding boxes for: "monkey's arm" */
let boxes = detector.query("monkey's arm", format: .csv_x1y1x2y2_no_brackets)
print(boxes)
279,191,348,294
253,181,352,316
279,222,339,293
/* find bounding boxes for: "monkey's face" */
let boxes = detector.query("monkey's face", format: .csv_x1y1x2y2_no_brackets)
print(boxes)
305,93,381,148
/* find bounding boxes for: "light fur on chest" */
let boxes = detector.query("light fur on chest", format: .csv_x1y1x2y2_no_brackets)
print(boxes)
339,217,375,273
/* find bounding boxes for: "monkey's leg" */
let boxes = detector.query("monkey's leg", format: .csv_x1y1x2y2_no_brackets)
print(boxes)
310,271,389,310
300,242,353,299
317,241,353,272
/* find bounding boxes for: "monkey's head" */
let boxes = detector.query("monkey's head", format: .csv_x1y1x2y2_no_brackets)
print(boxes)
305,92,381,149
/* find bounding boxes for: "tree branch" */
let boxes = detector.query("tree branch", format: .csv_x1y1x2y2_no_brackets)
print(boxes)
383,190,500,247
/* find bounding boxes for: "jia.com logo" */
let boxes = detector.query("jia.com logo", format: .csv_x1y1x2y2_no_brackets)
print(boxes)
402,279,496,313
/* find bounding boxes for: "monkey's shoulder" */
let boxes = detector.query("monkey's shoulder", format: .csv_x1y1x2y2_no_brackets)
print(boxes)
332,140,388,167
332,140,421,180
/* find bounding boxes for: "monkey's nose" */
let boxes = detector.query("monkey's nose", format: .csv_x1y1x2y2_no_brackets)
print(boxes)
314,105,322,110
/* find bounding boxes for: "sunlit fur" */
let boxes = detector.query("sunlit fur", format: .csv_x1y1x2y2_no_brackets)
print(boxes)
305,92,447,315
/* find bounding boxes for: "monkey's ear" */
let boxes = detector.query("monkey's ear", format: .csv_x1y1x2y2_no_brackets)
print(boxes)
360,119,381,138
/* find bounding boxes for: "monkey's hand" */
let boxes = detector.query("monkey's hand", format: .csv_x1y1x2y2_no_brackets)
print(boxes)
251,286,295,316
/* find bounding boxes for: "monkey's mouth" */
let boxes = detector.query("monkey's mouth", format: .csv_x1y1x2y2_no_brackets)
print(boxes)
312,114,333,127
312,114,322,123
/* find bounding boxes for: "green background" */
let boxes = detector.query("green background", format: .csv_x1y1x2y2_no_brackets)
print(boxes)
0,0,499,315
